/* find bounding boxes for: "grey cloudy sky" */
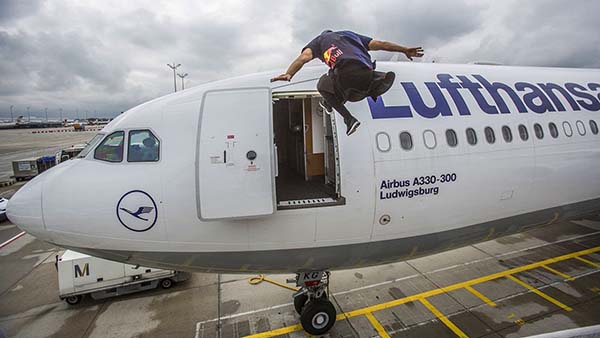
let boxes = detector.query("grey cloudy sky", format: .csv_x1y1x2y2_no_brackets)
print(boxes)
0,0,599,119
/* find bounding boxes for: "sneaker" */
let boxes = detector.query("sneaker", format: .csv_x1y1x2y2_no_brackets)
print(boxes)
319,100,333,115
346,118,361,136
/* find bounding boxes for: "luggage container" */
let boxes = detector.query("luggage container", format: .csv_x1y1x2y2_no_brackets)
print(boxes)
12,156,57,181
57,250,190,305
12,158,40,181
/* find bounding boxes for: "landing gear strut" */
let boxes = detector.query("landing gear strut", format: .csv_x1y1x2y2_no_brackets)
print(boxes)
288,271,336,335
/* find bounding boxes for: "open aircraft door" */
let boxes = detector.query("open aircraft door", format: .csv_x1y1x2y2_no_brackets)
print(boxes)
196,87,276,220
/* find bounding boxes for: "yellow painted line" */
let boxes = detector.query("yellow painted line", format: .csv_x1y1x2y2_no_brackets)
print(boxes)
541,265,575,281
244,324,304,338
465,285,496,307
245,246,599,337
365,312,391,338
340,246,599,319
575,256,600,268
419,298,468,338
506,275,572,311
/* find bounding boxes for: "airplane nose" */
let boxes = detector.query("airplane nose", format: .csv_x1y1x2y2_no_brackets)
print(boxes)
7,176,46,238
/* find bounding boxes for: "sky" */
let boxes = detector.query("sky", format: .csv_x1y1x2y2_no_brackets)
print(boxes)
0,0,599,120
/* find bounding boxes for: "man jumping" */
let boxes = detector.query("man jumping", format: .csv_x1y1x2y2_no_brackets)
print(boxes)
271,30,424,136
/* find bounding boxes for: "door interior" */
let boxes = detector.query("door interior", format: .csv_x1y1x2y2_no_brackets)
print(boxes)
272,93,344,209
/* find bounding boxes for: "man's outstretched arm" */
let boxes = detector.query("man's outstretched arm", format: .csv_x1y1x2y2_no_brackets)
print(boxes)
368,40,424,61
270,48,314,82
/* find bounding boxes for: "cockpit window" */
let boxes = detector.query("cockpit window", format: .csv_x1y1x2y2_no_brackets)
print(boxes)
77,133,105,158
94,131,124,162
128,130,159,162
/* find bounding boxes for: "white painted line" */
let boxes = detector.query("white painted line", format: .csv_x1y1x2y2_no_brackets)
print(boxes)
0,231,26,249
192,230,600,333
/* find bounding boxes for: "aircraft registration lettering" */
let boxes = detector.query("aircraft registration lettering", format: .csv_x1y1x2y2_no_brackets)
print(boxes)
379,173,457,200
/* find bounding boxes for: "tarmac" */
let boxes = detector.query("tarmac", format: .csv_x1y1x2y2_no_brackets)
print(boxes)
0,128,97,181
0,132,599,338
0,203,599,338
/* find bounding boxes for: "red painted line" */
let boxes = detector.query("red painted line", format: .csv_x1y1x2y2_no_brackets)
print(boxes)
0,231,26,249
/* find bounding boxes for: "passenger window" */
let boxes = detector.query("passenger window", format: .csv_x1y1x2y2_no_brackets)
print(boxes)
94,131,124,162
423,130,436,149
518,124,529,141
375,132,391,152
576,120,586,136
128,130,160,162
484,127,495,144
445,129,458,147
502,126,513,143
466,128,477,145
549,122,559,138
591,120,599,135
399,132,413,150
534,123,544,139
563,121,573,137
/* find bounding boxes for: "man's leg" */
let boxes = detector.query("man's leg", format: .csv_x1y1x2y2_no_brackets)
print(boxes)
317,74,360,136
369,71,395,102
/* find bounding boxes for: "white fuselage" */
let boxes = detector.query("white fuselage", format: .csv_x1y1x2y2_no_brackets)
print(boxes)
7,62,600,273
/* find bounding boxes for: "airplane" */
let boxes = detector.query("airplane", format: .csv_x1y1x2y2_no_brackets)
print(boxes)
7,61,600,335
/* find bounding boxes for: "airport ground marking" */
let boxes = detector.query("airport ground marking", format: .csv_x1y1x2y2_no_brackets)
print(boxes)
505,275,573,311
465,286,496,307
541,265,575,281
365,312,391,338
242,246,598,338
244,324,304,338
0,231,26,249
419,298,468,338
575,256,600,269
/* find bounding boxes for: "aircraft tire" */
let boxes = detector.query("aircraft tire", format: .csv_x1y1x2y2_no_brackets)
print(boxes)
300,299,336,335
294,294,308,314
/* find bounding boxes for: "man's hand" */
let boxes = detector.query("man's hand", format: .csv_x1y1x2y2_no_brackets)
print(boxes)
368,40,425,61
270,73,292,82
404,47,424,61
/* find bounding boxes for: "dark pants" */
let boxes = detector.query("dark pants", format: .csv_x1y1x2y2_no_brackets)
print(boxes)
317,60,390,125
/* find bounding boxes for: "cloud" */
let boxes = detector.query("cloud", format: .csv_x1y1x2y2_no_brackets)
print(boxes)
0,0,45,23
0,0,599,119
430,0,600,67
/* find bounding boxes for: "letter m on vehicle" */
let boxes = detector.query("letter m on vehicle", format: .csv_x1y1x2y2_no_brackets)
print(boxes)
74,263,90,278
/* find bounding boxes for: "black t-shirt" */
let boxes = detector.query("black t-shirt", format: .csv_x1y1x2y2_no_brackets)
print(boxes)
302,30,373,69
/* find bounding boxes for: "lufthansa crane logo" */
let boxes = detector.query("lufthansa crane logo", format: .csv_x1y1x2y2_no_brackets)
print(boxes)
116,190,158,232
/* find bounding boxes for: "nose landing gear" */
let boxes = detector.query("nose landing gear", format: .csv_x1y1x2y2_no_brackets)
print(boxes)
289,271,336,335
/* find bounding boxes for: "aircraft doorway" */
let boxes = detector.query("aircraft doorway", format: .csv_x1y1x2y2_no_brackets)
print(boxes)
272,94,344,209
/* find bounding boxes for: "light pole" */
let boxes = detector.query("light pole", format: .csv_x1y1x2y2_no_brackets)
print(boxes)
27,106,30,122
177,72,188,90
166,63,181,92
10,105,13,122
45,107,48,122
59,108,63,122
